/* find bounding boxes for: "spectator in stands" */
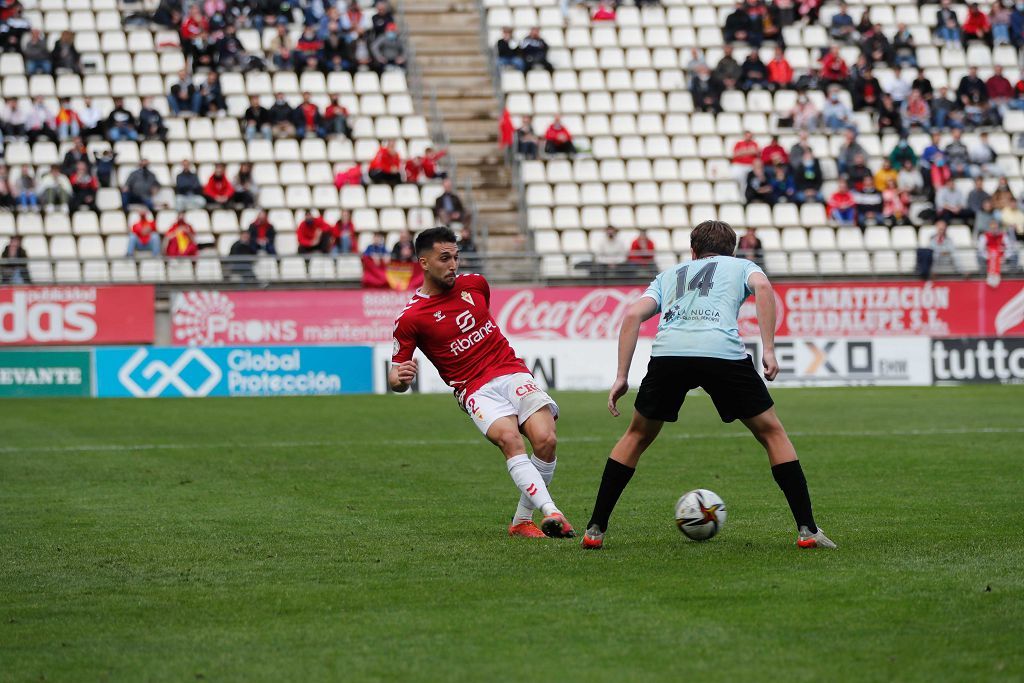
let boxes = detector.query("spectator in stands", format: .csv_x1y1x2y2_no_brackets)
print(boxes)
712,45,741,91
732,130,760,182
881,179,909,226
165,213,199,258
992,2,1013,46
853,181,883,227
931,86,959,130
761,136,788,167
68,161,99,214
936,182,973,223
929,152,953,193
321,30,355,74
60,138,91,177
268,93,296,138
203,164,236,209
138,97,167,142
767,48,793,90
391,229,415,262
370,22,405,72
226,231,258,282
241,95,271,141
745,160,773,204
16,165,38,211
967,177,992,216
884,67,912,106
168,70,197,116
175,160,206,211
516,115,540,160
180,4,209,66
127,211,161,257
627,229,656,269
324,95,353,139
739,52,769,92
828,179,857,225
294,25,324,70
829,2,857,43
496,27,525,72
820,45,850,87
197,72,226,116
789,94,819,131
917,221,959,277
787,131,814,165
22,28,50,75
591,0,616,22
363,231,390,264
521,27,553,73
332,210,357,254
457,224,481,271
121,159,160,212
38,165,71,211
901,89,931,131
958,67,989,109
974,197,998,237
962,3,993,47
296,210,333,254
794,150,824,203
544,116,576,156
852,66,882,111
991,177,1016,209
24,96,56,144
690,64,725,114
1,236,29,284
860,23,891,66
938,17,963,48
899,153,926,195
968,132,1001,177
95,149,115,188
978,219,1019,276
434,179,466,225
370,0,396,37
874,158,898,192
0,164,13,211
769,164,797,204
823,90,854,131
878,94,903,133
247,210,277,255
736,228,763,267
724,1,755,44
912,69,934,99
292,92,323,139
54,99,82,142
105,98,138,142
50,30,81,75
837,129,867,177
232,163,257,209
944,129,971,178
847,153,873,191
369,139,402,185
593,226,628,277
74,97,102,139
987,65,1014,115
891,24,917,68
217,23,248,71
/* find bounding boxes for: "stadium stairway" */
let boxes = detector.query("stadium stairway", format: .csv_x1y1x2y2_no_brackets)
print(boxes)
402,0,524,251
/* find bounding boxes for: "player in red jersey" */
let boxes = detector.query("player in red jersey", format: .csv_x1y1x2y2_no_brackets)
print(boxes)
389,227,575,539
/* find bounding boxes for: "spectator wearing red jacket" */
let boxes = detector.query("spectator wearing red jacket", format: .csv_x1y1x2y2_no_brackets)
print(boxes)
962,3,992,47
68,160,99,214
296,210,333,254
820,45,849,85
592,0,616,21
203,163,236,208
760,136,789,167
293,91,324,139
165,213,199,258
986,65,1013,106
368,140,402,186
405,147,448,183
627,229,656,266
324,95,353,139
179,4,208,65
828,179,857,225
544,115,576,156
127,211,161,257
333,209,358,254
732,131,760,166
767,48,793,90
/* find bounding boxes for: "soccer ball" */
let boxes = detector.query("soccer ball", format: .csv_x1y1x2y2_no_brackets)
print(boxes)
674,489,727,541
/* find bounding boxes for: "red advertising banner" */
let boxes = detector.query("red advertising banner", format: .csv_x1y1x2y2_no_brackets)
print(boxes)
0,285,155,346
170,280,1024,347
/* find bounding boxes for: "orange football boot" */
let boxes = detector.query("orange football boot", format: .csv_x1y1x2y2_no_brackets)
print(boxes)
508,520,546,538
540,511,576,538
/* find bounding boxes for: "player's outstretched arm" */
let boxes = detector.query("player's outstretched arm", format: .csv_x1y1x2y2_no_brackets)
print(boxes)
388,359,418,393
749,272,779,381
609,297,660,417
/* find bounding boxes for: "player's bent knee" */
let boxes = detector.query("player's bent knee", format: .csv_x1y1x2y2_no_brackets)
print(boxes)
531,430,557,459
493,429,527,457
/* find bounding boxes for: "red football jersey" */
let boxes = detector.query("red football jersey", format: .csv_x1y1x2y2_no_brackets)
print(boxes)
392,273,530,404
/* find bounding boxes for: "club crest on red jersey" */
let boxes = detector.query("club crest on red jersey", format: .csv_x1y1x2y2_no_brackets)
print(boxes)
434,311,445,322
461,291,474,306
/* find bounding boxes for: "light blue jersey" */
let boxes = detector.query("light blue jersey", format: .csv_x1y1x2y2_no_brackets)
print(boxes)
643,255,764,360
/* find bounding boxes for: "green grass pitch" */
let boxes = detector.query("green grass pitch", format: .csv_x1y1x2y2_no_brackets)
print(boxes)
2,386,1023,682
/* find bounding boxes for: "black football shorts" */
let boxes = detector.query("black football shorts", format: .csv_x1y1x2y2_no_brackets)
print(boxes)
634,355,774,423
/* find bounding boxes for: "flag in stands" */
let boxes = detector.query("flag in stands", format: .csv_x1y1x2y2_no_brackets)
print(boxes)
361,256,424,291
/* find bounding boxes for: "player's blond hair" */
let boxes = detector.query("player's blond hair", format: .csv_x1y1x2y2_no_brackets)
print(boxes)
690,220,737,258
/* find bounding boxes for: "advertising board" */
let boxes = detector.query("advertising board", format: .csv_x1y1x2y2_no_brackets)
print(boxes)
0,349,91,398
931,338,1024,384
0,285,154,346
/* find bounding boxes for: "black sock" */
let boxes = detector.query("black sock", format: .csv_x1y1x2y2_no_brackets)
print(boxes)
771,460,817,533
587,459,636,532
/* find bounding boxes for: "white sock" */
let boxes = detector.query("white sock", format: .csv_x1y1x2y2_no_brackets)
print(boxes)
506,454,557,518
513,456,557,523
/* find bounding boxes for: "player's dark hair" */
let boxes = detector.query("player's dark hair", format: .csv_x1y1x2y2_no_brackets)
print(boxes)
415,226,458,256
690,220,737,258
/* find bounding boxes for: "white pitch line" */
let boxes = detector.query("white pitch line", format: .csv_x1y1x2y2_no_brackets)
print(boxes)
1,427,1023,455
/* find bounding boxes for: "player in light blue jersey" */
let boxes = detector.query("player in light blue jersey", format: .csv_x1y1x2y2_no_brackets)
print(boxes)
580,220,836,550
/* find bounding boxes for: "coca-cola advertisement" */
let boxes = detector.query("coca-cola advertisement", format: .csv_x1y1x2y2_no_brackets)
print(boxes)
0,285,154,347
171,280,1024,347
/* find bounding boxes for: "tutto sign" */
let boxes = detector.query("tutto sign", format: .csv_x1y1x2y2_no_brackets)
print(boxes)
931,338,1024,384
171,281,1024,347
0,286,154,346
95,346,373,398
0,349,92,398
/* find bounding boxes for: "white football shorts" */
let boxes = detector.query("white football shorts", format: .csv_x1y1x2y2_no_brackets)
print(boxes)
462,372,559,435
